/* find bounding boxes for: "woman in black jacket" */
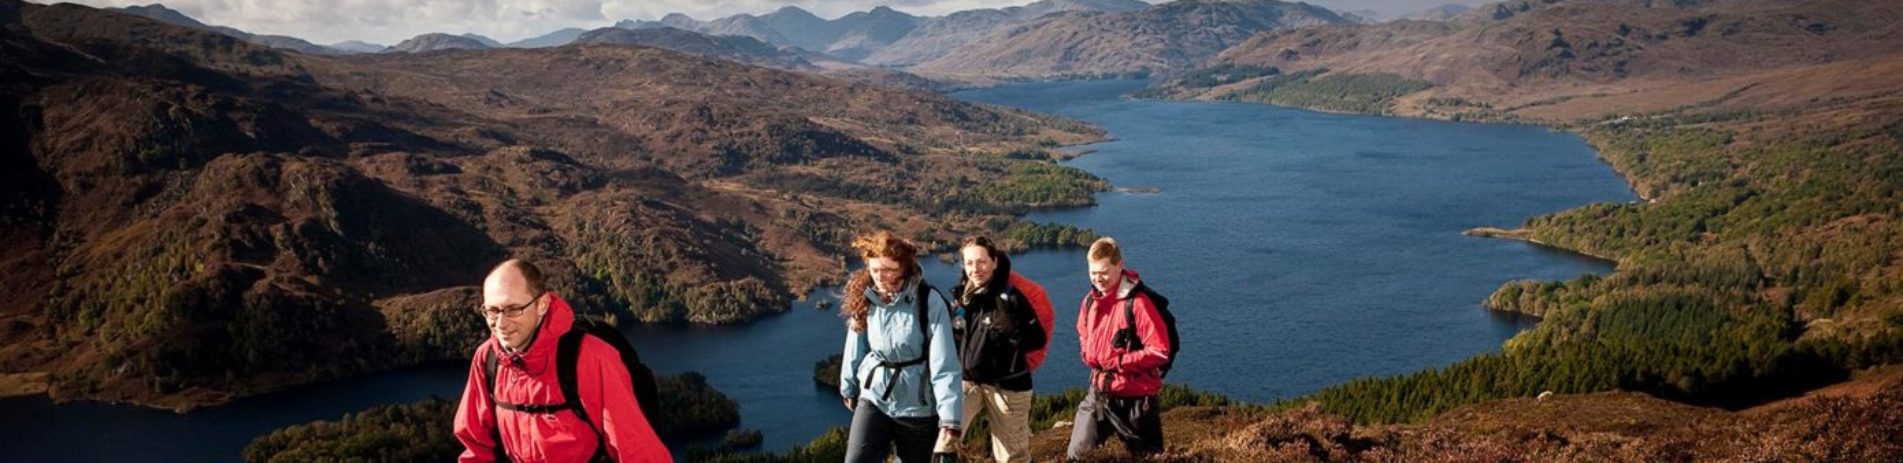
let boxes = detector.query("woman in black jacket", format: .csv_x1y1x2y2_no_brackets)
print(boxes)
951,236,1048,463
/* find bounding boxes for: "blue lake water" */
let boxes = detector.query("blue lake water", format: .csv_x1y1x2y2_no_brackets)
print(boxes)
0,79,1636,461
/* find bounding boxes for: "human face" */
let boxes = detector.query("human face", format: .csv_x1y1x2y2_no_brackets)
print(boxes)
1088,257,1122,295
961,245,996,284
866,256,907,296
481,277,547,351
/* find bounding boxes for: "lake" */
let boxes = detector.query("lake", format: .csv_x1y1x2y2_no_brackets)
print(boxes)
0,79,1636,461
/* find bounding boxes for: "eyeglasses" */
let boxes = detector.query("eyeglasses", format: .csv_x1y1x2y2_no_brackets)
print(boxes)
476,293,543,320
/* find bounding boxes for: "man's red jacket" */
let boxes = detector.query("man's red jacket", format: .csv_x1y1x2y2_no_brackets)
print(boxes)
453,294,671,462
1076,269,1172,397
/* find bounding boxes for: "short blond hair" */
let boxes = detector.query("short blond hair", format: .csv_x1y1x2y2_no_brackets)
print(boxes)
1088,237,1122,264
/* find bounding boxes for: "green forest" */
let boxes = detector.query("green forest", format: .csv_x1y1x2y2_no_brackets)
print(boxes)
1137,67,1434,116
1291,109,1903,424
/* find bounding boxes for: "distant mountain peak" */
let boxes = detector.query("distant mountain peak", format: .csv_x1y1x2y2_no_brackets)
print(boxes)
327,40,386,54
384,32,493,53
112,3,211,30
508,27,587,48
460,33,504,48
771,5,817,17
110,2,336,55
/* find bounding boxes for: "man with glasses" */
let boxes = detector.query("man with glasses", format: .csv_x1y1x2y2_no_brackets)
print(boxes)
452,259,671,462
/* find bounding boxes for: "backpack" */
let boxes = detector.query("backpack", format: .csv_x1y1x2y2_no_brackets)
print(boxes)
482,316,660,460
1112,281,1180,377
1007,272,1056,372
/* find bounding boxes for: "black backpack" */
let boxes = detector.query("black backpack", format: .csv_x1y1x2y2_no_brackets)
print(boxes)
1111,281,1180,377
482,316,660,460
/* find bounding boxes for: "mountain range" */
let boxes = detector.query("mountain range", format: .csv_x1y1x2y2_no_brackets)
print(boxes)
911,0,1349,78
110,3,333,54
107,1,1358,79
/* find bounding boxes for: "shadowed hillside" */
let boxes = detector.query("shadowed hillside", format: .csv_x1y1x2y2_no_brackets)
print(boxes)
0,0,1103,409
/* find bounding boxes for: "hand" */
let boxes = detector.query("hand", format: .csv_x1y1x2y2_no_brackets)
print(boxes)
843,397,857,411
934,427,961,454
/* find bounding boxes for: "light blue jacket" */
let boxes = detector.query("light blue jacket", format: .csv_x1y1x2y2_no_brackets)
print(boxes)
840,278,963,429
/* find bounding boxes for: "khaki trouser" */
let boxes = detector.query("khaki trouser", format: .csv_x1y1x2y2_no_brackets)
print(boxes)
961,381,1033,463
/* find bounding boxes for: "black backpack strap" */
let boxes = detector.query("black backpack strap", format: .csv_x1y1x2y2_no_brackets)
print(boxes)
1119,296,1145,350
1118,283,1179,377
556,325,610,460
915,282,934,346
913,278,943,405
915,282,941,405
859,282,950,405
482,347,512,463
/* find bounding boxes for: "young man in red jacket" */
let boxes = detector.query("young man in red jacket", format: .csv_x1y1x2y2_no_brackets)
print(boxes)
1066,238,1170,461
453,259,672,462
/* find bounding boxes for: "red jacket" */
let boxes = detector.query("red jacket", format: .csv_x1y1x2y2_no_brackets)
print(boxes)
1076,269,1170,398
453,294,671,463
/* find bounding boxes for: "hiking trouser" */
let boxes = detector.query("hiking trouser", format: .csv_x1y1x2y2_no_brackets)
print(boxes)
960,381,1033,463
1065,392,1162,461
846,401,939,463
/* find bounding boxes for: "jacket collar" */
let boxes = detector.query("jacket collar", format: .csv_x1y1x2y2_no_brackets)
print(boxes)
863,276,920,308
496,292,575,374
1090,269,1142,302
956,253,1014,303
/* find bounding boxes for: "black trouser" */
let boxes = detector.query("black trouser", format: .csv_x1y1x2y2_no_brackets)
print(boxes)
1065,392,1163,461
845,401,940,463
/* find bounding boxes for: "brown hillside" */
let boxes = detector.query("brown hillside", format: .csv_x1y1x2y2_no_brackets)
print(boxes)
0,0,1101,409
1165,0,1903,123
911,0,1349,79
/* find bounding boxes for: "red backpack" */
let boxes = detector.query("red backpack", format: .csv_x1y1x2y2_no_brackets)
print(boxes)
1008,272,1056,372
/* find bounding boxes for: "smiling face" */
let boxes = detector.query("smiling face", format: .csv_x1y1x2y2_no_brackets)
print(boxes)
481,266,548,351
1088,257,1123,295
961,245,997,285
866,256,907,296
